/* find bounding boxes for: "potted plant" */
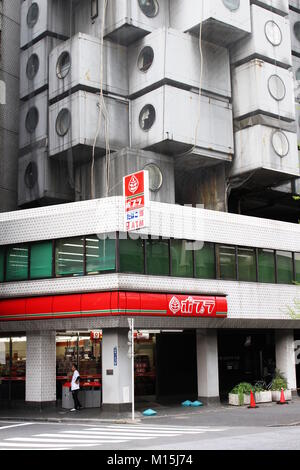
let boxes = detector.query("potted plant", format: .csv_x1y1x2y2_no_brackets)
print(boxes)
254,384,272,403
270,371,292,402
229,382,253,406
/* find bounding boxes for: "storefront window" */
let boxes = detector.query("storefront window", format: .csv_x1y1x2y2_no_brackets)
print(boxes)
0,336,26,401
277,251,293,284
30,241,53,279
146,239,169,276
6,245,29,281
217,245,237,280
86,236,116,274
195,242,215,279
0,337,10,378
171,239,193,278
119,236,145,274
55,237,84,277
238,247,257,282
295,253,300,283
56,332,102,399
258,249,276,283
0,247,4,282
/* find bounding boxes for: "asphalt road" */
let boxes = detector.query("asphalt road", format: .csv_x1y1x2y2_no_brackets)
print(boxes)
0,419,300,451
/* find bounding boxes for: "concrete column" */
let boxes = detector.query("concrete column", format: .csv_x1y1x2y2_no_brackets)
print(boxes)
275,330,297,392
196,329,220,405
25,331,56,407
102,329,132,412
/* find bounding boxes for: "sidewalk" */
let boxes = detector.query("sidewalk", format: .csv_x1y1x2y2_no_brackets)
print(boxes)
1,397,300,427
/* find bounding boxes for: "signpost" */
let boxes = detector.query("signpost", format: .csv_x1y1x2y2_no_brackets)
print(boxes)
123,170,150,232
127,317,135,422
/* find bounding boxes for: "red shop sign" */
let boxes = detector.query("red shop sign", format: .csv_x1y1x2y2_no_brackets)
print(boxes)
0,292,228,322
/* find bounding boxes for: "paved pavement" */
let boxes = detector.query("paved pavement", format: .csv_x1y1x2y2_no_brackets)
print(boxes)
0,398,300,450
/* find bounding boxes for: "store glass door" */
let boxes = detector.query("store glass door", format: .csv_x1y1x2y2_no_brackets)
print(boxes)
0,335,26,406
56,332,102,400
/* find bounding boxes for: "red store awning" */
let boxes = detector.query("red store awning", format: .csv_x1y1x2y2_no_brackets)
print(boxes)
0,292,228,322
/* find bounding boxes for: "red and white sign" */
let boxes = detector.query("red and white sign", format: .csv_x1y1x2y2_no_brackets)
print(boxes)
90,330,102,341
0,292,228,322
123,170,150,232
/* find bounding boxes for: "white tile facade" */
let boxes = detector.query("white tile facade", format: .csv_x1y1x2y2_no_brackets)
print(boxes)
25,331,56,403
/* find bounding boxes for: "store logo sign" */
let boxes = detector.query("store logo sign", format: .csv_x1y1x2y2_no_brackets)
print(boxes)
123,170,150,232
169,296,216,316
128,175,139,194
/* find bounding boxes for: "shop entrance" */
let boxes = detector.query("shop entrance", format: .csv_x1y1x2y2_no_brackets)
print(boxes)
56,331,102,402
0,335,26,407
155,330,198,403
218,330,276,400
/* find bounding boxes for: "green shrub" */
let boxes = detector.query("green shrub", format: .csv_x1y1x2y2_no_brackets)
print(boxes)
270,369,288,391
230,382,253,405
271,377,287,391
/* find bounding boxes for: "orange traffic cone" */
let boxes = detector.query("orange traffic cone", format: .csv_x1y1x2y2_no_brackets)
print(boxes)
248,390,259,409
277,388,288,405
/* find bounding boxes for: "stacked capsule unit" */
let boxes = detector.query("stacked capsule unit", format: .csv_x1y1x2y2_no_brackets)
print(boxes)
230,0,299,189
289,0,300,195
18,0,74,207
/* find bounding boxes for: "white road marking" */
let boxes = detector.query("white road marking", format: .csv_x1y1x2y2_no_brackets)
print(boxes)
60,430,182,438
7,437,120,445
103,425,221,433
0,442,90,449
0,423,33,431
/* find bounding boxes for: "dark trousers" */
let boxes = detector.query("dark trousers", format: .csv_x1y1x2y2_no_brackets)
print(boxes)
72,389,82,409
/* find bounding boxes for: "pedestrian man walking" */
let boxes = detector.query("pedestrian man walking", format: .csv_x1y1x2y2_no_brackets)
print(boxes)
70,363,82,411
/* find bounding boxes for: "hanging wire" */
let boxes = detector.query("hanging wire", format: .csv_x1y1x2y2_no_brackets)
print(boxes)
90,0,111,200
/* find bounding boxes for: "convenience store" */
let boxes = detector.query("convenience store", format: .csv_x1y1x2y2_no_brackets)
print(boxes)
0,197,299,409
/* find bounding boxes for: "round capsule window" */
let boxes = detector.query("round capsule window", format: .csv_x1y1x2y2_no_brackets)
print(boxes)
25,161,38,189
294,22,300,41
268,75,286,101
138,0,159,17
139,104,156,131
27,2,39,28
25,107,39,133
56,108,71,137
26,54,40,80
138,46,154,72
144,163,163,192
272,131,289,157
56,51,71,79
265,20,282,46
222,0,240,11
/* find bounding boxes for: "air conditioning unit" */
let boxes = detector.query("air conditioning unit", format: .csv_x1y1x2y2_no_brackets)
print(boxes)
75,147,175,204
20,0,71,50
128,28,231,99
250,0,289,16
104,0,169,46
19,90,48,151
18,148,74,206
292,55,300,102
289,8,300,55
170,0,251,46
20,36,62,100
289,1,300,12
232,59,295,122
230,5,292,68
49,33,128,102
131,85,234,165
232,125,300,185
49,91,129,162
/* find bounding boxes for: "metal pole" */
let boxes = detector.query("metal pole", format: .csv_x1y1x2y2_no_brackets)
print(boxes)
131,318,135,422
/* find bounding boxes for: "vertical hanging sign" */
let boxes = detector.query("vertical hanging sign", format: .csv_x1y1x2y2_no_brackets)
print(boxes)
123,170,150,232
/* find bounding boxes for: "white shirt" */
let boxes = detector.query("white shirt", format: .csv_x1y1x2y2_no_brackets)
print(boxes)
71,370,80,391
